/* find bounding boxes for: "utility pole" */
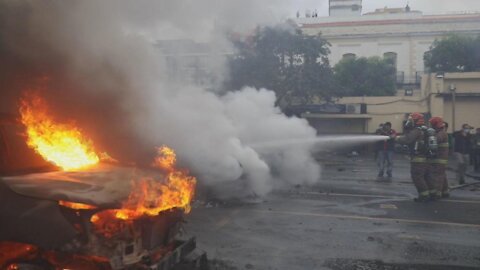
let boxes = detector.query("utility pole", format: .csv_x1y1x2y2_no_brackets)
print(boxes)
449,84,456,132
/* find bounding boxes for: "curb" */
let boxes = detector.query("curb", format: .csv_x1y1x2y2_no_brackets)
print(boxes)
466,172,480,180
447,166,480,180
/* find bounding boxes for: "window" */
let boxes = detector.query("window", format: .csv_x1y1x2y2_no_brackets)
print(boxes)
342,53,356,60
383,52,398,69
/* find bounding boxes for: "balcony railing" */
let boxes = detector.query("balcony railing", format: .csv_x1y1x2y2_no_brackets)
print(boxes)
395,71,423,85
395,71,405,84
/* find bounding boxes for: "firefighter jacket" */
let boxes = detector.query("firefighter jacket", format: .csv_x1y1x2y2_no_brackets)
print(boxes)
396,127,427,163
430,129,449,165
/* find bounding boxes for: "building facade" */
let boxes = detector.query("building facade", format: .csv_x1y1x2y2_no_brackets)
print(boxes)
301,72,480,135
155,39,233,90
297,8,480,91
329,0,362,17
425,72,480,133
293,7,480,134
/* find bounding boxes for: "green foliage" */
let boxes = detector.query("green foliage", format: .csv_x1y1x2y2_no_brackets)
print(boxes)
225,24,337,105
333,56,396,97
424,34,480,72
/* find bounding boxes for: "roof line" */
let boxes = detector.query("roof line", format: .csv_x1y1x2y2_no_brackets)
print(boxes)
300,15,480,28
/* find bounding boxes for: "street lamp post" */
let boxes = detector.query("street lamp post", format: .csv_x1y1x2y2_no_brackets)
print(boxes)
449,84,456,132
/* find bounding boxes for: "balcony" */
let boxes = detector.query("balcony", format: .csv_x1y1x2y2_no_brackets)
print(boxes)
395,71,423,86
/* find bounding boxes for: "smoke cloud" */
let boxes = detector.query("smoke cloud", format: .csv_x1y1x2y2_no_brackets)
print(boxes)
0,1,321,197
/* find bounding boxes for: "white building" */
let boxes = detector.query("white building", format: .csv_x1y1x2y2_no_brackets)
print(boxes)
297,7,480,91
155,39,233,90
329,0,362,17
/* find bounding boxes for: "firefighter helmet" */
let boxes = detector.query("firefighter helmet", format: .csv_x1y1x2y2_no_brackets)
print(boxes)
429,116,445,129
409,112,425,126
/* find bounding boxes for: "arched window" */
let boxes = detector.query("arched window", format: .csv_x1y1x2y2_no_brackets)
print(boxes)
383,52,398,69
342,53,356,60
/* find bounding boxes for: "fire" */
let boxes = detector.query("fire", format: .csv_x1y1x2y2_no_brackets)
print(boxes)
59,200,97,210
153,146,176,170
19,92,99,171
17,92,195,236
0,241,110,270
115,145,196,219
91,146,196,236
113,172,195,220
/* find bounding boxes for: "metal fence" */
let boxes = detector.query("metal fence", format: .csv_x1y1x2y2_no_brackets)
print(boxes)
395,71,423,85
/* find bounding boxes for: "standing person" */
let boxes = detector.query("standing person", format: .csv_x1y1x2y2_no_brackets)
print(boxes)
443,122,453,154
396,113,430,202
472,128,480,172
374,123,384,161
427,117,449,199
469,127,475,166
453,124,473,184
441,122,451,196
375,122,397,179
375,123,384,133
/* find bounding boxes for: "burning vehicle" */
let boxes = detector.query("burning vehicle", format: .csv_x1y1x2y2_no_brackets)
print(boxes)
0,92,205,269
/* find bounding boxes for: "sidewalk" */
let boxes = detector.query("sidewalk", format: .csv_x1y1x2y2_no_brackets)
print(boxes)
446,156,480,180
465,169,480,180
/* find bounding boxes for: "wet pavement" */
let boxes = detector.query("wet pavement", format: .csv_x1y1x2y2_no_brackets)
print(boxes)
185,153,480,270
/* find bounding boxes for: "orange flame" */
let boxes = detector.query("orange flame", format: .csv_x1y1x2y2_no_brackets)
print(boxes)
59,200,97,210
116,145,196,219
90,146,196,236
19,92,99,171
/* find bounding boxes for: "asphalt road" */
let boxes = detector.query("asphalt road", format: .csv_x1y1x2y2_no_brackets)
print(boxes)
185,154,480,270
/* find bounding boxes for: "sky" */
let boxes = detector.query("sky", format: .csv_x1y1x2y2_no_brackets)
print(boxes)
288,0,480,17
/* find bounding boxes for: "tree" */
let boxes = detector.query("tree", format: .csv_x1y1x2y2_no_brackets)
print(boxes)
424,34,480,72
225,23,337,105
333,56,396,97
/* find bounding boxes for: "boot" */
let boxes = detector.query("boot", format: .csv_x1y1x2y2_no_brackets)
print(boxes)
430,192,441,201
414,196,430,202
414,192,431,203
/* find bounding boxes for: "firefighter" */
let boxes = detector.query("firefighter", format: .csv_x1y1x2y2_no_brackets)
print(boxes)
396,113,430,202
427,117,449,199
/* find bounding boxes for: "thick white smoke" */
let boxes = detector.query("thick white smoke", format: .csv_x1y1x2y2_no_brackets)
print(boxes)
132,78,320,197
0,0,321,197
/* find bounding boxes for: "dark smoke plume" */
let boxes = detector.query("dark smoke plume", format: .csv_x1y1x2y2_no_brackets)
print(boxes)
0,1,320,196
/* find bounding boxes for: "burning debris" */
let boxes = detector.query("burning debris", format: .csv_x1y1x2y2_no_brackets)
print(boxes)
114,145,196,219
88,145,196,240
18,92,197,220
0,1,325,268
59,200,98,210
0,92,200,269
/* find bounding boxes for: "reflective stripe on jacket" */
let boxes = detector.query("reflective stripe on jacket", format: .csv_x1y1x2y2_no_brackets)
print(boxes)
397,128,427,163
433,130,449,164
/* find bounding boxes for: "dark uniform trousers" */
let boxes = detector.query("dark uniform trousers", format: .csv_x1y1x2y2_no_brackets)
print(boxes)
411,157,430,197
427,141,450,196
397,128,430,197
428,163,447,195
